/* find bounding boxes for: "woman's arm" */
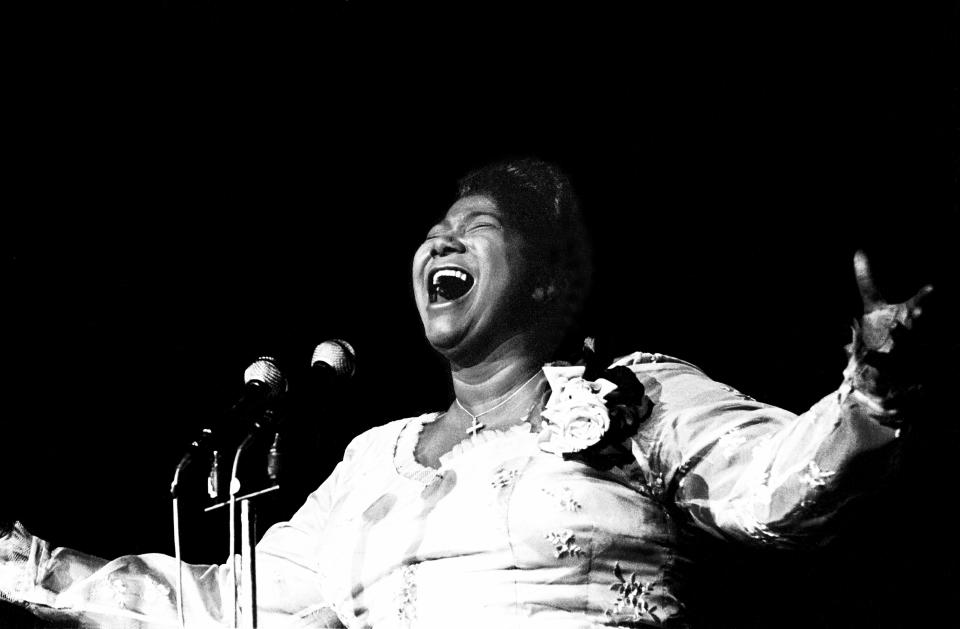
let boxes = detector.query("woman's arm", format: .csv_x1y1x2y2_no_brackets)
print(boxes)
640,251,933,547
0,436,363,627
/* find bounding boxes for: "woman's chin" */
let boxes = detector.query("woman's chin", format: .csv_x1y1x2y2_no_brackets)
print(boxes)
426,326,499,367
425,325,468,354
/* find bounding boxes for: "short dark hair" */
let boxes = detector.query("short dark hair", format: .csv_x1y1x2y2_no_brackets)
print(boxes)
457,158,593,348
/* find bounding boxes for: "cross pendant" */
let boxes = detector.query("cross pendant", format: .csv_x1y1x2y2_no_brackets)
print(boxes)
465,419,485,436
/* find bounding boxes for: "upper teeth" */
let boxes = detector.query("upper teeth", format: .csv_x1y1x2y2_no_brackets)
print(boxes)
432,269,469,285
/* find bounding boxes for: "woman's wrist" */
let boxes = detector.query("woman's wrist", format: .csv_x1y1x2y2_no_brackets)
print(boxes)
840,327,916,429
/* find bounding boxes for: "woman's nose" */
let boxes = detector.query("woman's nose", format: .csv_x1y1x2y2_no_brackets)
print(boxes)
430,232,466,257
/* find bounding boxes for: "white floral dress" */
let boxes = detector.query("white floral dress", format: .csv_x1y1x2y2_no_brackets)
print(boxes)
1,351,901,628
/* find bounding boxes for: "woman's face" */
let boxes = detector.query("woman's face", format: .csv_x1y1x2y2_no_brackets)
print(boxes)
412,194,537,361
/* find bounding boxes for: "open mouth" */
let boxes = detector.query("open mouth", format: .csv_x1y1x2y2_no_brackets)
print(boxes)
428,267,475,304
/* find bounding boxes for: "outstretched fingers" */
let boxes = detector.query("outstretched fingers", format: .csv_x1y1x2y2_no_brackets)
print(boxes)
854,250,884,311
906,284,935,319
855,250,935,319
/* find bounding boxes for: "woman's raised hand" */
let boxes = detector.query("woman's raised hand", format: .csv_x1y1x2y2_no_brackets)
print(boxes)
854,250,934,354
848,250,935,410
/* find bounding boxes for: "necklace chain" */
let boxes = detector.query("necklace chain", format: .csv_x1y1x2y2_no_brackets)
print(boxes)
456,370,542,436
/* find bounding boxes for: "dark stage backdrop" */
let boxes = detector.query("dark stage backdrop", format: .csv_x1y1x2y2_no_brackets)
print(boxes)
4,2,957,628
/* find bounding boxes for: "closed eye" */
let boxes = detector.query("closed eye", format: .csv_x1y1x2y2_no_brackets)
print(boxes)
468,222,500,232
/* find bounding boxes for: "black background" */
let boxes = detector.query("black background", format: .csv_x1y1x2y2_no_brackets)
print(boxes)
3,1,958,627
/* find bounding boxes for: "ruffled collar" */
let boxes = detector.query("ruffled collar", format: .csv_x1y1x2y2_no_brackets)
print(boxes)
393,413,443,484
393,412,535,484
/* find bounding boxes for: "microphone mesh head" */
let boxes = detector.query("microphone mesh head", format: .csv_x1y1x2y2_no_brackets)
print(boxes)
244,357,287,398
311,339,356,377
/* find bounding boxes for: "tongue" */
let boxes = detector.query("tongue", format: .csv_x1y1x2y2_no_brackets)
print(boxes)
435,274,473,301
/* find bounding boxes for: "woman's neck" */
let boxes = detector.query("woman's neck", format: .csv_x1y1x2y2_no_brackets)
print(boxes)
447,336,549,431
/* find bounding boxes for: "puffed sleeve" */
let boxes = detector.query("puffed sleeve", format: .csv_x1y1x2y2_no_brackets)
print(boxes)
616,350,902,548
1,435,365,628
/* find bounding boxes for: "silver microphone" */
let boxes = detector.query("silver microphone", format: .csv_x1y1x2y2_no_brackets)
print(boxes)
311,339,356,377
263,341,356,482
209,357,287,498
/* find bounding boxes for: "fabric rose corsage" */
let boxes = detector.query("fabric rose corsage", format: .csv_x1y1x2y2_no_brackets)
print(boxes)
538,366,618,456
538,358,652,469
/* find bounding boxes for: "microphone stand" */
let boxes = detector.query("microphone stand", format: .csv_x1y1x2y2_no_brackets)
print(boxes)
169,465,189,629
207,412,279,629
